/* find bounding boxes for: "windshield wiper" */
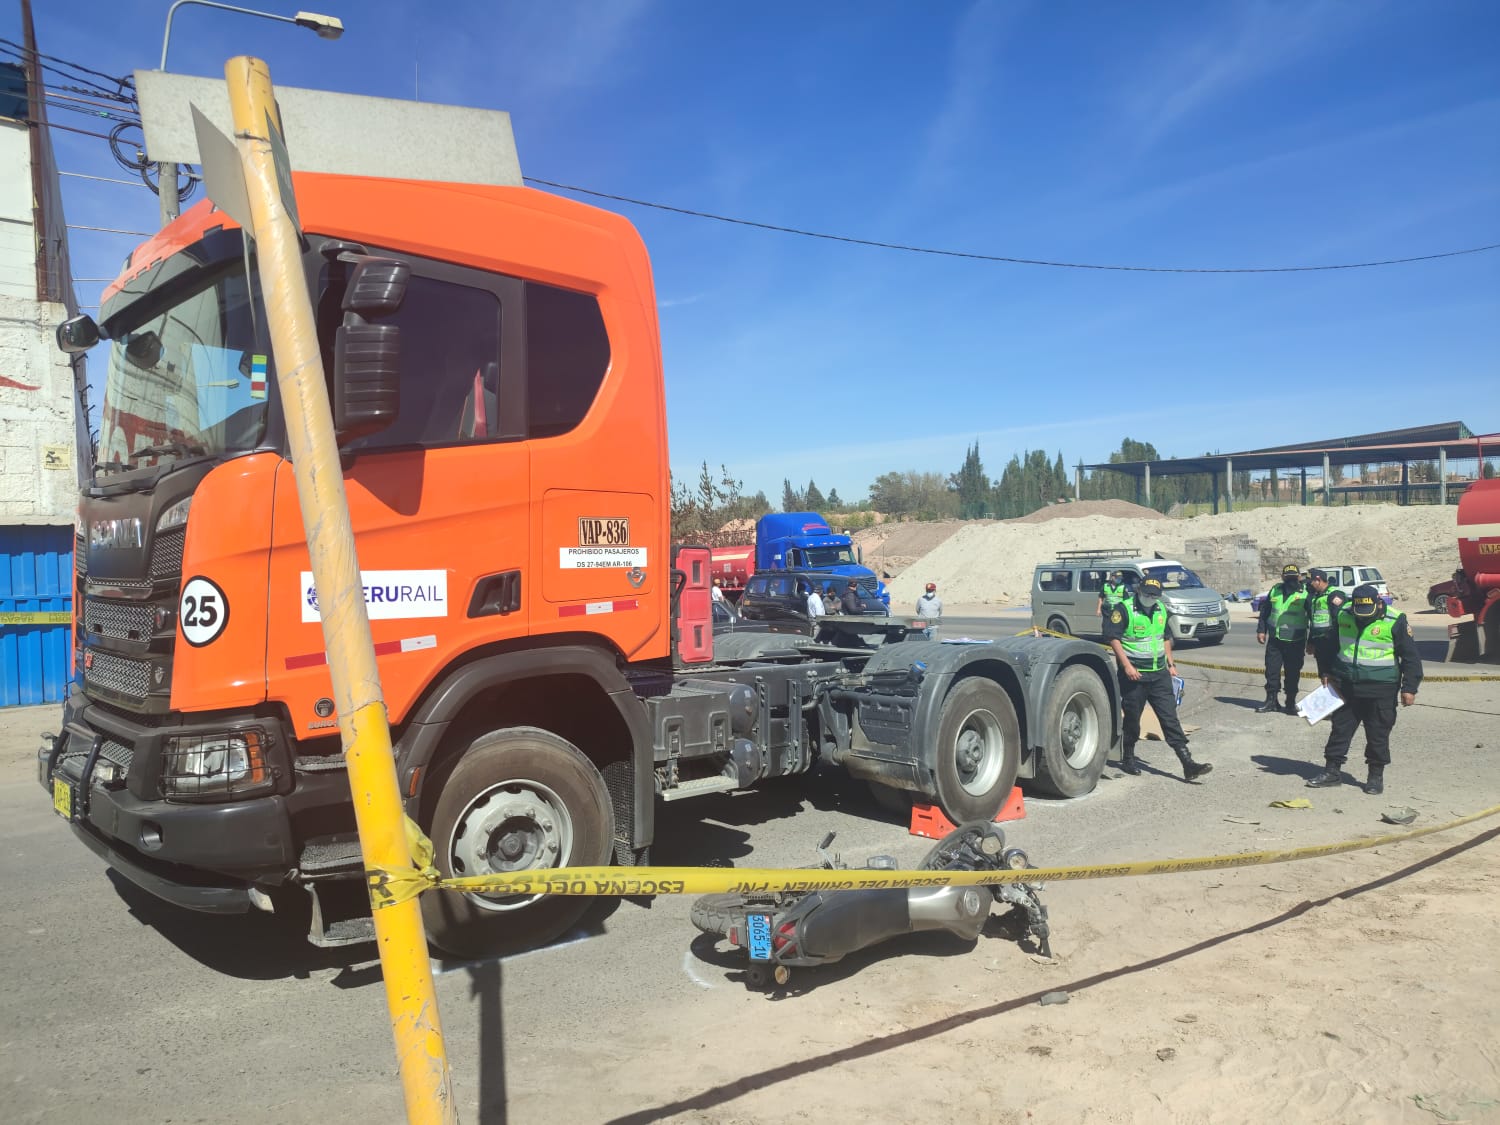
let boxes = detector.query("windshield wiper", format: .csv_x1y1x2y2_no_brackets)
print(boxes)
128,441,208,463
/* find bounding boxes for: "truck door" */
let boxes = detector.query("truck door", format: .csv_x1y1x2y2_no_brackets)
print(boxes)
268,261,529,732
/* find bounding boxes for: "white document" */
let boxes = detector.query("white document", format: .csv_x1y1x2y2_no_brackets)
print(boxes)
1297,682,1344,725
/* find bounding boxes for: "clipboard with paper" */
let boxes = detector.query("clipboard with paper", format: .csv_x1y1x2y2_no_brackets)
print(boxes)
1296,682,1345,724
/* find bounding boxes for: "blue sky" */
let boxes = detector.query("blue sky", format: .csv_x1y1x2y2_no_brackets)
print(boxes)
19,0,1500,501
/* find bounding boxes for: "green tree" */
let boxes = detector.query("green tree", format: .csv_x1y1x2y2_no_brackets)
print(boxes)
826,487,842,509
949,442,991,519
804,479,826,510
782,478,803,512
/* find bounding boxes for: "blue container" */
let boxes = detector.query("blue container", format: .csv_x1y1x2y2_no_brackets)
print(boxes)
1,524,74,707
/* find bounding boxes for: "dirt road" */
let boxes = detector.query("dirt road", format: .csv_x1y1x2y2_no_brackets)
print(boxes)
4,664,1498,1123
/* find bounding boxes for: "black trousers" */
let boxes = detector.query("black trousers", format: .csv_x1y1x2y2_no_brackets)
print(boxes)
1323,690,1397,767
1120,668,1188,754
1264,638,1306,697
1309,636,1336,679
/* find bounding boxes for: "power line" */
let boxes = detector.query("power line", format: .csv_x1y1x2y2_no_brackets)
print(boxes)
0,37,134,101
68,224,152,237
524,177,1500,274
60,170,140,187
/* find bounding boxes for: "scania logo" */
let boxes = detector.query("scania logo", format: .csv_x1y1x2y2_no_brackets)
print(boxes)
89,518,143,550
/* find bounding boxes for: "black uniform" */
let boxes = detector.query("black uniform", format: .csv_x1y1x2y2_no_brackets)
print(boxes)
1257,578,1307,706
1103,597,1210,780
840,585,862,615
1323,611,1423,771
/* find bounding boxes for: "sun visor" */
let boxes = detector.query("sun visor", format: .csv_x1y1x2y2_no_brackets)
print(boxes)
134,70,522,187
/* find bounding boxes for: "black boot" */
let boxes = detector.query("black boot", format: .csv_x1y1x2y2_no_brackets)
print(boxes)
1363,766,1384,796
1306,764,1343,788
1119,750,1141,776
1283,692,1299,716
1255,692,1280,714
1176,748,1212,781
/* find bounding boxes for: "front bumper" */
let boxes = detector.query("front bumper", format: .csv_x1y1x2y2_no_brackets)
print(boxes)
1169,614,1230,641
39,689,351,914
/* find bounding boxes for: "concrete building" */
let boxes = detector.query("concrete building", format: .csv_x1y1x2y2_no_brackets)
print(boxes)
1,51,88,706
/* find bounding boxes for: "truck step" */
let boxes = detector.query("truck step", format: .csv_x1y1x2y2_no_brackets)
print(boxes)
306,880,375,948
660,775,740,801
299,833,364,876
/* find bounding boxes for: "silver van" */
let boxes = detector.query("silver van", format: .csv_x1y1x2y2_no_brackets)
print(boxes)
1032,549,1230,646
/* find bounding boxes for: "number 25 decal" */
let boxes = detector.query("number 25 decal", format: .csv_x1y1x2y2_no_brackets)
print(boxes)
179,576,230,647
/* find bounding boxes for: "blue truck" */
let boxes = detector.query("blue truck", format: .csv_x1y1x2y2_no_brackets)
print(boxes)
754,512,889,606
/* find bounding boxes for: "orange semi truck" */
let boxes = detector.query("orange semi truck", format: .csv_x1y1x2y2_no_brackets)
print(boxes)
41,174,1120,956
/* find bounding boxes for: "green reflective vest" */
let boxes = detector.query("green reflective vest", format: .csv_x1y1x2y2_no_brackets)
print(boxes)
1116,599,1168,673
1307,587,1344,635
1334,608,1402,685
1101,581,1128,607
1268,585,1308,642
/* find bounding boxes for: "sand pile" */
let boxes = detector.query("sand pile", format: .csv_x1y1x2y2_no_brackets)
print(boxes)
1013,499,1167,523
887,504,1459,608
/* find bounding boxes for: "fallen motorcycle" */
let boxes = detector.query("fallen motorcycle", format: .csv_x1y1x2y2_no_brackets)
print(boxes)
690,821,1051,989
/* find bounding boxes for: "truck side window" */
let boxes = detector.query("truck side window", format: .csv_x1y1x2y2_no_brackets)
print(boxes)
340,274,503,452
526,281,609,438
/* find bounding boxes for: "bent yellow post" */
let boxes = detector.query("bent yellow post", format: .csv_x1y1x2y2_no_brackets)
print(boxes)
223,55,455,1124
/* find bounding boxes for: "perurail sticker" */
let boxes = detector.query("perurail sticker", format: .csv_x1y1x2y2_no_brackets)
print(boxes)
560,546,647,569
301,570,448,622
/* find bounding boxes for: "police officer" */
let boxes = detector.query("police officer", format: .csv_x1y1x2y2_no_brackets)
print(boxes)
1098,570,1129,617
1104,576,1212,782
1256,563,1308,714
1303,568,1345,683
1305,584,1422,795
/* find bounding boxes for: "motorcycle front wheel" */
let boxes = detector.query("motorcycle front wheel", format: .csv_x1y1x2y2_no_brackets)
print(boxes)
691,892,787,938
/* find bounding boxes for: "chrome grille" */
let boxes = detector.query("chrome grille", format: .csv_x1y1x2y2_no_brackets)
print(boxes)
85,650,152,699
75,532,86,576
1177,603,1224,617
150,530,185,580
85,598,154,641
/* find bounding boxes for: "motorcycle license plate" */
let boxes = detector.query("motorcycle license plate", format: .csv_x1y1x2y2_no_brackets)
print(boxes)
52,777,74,820
746,913,773,961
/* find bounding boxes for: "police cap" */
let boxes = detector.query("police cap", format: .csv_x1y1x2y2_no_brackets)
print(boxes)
1350,583,1382,617
1281,563,1301,577
1307,568,1328,582
1139,577,1164,595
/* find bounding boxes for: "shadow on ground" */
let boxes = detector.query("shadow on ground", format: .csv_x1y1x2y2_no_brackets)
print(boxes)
604,825,1500,1125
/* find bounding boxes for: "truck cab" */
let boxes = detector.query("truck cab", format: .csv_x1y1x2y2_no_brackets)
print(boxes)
754,511,889,606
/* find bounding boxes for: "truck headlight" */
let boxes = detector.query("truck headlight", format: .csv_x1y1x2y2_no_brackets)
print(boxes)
156,497,192,533
162,730,271,801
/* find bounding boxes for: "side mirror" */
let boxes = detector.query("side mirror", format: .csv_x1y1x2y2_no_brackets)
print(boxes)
56,314,101,354
333,256,410,444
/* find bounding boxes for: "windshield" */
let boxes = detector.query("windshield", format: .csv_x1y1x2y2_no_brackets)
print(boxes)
1142,564,1205,590
800,546,856,568
97,259,272,479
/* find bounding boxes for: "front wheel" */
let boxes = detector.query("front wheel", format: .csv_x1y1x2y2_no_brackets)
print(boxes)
422,727,614,959
1432,594,1448,615
932,678,1021,823
1032,665,1110,798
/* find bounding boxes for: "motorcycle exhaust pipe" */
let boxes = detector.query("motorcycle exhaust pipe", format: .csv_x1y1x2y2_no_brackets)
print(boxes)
795,884,994,962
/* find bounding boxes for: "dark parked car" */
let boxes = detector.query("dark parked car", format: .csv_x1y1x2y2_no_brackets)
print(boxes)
738,571,889,627
1427,580,1458,614
712,596,807,637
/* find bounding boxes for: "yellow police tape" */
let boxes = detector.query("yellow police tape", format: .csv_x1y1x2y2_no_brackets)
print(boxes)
0,611,71,626
1015,628,1499,684
1171,656,1500,684
367,802,1500,910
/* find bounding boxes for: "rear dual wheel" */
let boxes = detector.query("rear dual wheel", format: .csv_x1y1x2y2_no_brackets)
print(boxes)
933,678,1021,823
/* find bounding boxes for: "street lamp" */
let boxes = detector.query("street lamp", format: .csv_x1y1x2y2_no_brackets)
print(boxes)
155,2,345,226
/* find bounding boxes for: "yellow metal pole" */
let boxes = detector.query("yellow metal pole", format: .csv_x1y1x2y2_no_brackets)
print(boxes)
223,56,456,1124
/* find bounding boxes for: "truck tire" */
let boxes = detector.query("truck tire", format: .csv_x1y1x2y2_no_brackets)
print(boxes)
422,727,614,959
932,678,1021,823
1032,665,1110,798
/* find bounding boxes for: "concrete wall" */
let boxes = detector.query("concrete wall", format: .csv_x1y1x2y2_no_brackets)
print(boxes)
0,117,85,523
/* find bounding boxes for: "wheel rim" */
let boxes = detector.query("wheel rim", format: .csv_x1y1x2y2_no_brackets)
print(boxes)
1058,690,1101,769
952,707,1005,797
446,778,575,913
1434,596,1447,613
